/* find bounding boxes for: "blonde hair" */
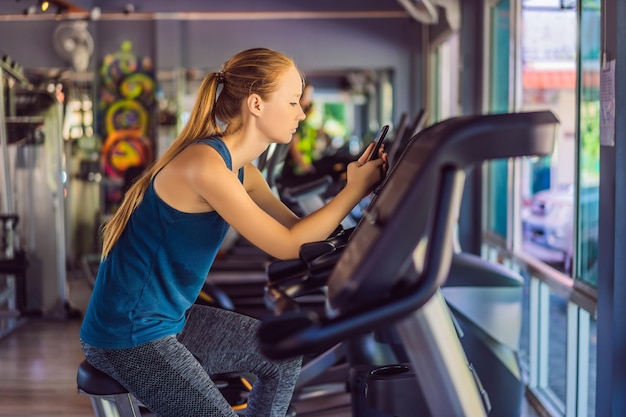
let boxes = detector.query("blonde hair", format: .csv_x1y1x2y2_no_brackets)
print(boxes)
100,47,299,258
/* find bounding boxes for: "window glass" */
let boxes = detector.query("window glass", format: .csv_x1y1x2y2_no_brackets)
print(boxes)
430,32,460,123
546,290,567,410
486,0,511,239
429,51,441,123
576,0,600,287
587,314,597,415
520,6,577,276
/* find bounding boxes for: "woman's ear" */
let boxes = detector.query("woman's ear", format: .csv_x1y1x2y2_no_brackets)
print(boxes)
246,94,263,116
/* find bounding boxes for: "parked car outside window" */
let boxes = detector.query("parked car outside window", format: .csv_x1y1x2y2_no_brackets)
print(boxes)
522,184,574,273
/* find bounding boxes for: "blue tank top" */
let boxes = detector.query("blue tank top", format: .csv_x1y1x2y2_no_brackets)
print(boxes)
80,137,243,349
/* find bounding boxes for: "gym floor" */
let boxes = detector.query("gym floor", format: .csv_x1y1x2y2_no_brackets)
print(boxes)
0,272,542,417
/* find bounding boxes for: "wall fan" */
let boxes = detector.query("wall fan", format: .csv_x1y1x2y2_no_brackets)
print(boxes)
52,21,94,72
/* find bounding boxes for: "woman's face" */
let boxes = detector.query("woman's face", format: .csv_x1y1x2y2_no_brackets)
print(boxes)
256,65,307,144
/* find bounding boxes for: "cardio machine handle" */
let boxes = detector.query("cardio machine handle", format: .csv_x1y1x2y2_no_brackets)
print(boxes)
266,225,351,284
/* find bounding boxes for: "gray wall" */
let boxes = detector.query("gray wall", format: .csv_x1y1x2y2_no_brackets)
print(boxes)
0,1,426,117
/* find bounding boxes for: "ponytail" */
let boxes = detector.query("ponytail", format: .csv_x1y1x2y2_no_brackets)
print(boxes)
100,72,222,258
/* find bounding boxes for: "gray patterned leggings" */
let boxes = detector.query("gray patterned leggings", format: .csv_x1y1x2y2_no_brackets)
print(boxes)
81,304,302,417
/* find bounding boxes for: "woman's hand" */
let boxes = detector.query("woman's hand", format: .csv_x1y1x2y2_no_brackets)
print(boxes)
345,142,388,198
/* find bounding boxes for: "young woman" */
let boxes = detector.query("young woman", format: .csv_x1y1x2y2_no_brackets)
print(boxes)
80,47,387,417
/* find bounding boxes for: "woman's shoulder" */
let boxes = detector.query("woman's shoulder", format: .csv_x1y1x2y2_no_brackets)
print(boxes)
188,136,232,169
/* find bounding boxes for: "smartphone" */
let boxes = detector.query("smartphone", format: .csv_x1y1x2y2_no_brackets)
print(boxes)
368,125,390,161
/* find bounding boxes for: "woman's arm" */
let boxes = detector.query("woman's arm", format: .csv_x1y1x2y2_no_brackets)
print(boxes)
191,143,385,260
244,163,301,228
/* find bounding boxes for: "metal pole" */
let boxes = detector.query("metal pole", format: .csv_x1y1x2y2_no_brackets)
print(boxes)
395,290,489,417
53,101,68,307
0,73,13,214
0,72,18,336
